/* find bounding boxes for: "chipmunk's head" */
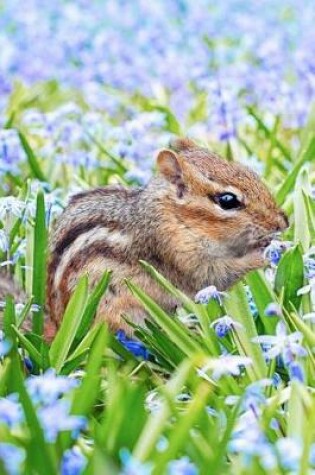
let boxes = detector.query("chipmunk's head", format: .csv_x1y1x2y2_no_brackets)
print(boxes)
156,138,288,259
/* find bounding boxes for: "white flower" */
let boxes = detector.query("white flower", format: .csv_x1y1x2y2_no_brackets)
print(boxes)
252,321,307,363
0,197,25,221
197,355,252,381
195,285,227,305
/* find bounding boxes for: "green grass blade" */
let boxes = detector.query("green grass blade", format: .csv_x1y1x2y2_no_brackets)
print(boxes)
49,276,88,372
224,282,267,380
275,244,304,311
18,130,47,181
276,137,315,206
74,270,111,342
126,280,205,357
32,189,47,335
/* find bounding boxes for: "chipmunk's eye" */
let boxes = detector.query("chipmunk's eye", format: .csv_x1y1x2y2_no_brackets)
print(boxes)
213,192,243,210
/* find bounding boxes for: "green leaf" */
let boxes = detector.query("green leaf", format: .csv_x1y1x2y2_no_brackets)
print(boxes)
11,325,42,366
246,270,278,334
18,130,47,181
32,189,47,335
74,270,111,342
276,137,315,206
49,276,88,372
71,324,107,416
7,355,56,475
224,283,267,380
275,244,304,311
126,280,205,358
3,294,16,344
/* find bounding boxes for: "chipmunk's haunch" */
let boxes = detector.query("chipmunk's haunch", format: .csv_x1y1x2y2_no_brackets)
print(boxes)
45,138,288,340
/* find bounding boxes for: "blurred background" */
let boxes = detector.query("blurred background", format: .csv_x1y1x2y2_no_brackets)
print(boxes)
0,0,314,188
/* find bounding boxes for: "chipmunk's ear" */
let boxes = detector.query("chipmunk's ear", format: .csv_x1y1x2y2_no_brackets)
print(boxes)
169,137,197,153
156,149,186,197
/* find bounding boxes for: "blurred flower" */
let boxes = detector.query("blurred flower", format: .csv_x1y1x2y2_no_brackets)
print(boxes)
229,413,276,469
225,379,272,412
0,197,25,221
0,229,9,252
120,448,153,475
195,285,227,305
288,361,305,383
253,321,307,365
210,315,243,338
168,456,198,475
0,394,23,428
275,437,302,471
26,368,79,405
198,355,252,381
0,330,11,357
38,399,86,443
61,447,87,475
0,443,25,475
264,302,282,317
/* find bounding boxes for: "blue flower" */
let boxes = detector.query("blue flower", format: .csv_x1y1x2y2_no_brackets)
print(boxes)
210,315,243,338
229,414,276,469
194,285,227,305
116,331,150,360
0,334,11,358
26,369,79,405
275,437,302,471
288,361,305,383
198,355,252,381
0,443,25,475
0,394,23,428
252,321,307,365
38,400,86,443
264,302,281,317
120,448,153,475
61,447,87,475
168,456,198,475
264,240,291,266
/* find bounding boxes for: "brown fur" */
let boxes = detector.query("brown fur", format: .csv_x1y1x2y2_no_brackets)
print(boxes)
45,138,288,341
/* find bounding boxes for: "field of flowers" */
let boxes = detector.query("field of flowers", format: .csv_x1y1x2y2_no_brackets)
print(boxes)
0,0,315,474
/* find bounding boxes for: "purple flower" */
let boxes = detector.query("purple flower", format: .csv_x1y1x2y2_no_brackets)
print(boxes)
61,447,87,475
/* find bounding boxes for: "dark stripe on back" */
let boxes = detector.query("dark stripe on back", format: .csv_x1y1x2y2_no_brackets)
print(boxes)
64,240,129,275
55,219,119,257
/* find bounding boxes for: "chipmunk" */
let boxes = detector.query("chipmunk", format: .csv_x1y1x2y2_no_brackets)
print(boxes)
45,138,288,341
